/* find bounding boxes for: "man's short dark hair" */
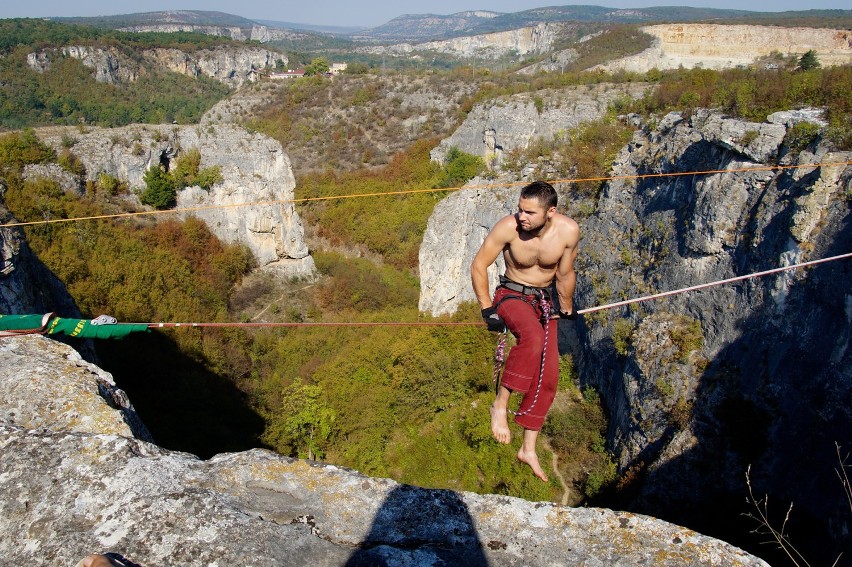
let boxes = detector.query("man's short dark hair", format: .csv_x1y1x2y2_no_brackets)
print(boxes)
520,181,557,209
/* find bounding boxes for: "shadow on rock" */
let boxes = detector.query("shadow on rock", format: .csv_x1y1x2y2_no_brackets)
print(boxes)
96,330,265,460
345,485,488,566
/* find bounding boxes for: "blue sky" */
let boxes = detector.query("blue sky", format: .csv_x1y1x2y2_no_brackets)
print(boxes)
1,0,849,28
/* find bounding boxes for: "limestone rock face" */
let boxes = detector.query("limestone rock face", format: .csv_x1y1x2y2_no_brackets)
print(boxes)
27,46,139,84
117,24,249,41
429,82,649,168
249,25,310,43
144,46,278,88
0,201,85,330
517,48,580,75
0,334,768,566
33,124,315,277
0,335,149,439
418,180,516,315
577,110,852,557
27,44,279,88
174,125,313,276
597,24,852,73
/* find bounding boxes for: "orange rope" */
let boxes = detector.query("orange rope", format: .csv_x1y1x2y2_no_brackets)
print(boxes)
1,160,849,229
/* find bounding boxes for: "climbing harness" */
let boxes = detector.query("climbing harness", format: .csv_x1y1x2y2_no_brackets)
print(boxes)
491,281,554,417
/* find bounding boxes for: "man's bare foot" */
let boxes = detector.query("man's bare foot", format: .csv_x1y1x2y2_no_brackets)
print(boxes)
490,404,511,444
517,447,549,482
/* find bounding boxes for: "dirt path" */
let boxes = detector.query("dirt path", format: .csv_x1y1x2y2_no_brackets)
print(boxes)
250,284,314,322
542,438,570,505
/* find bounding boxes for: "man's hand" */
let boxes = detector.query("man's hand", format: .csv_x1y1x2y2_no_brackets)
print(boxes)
558,307,578,320
481,307,506,332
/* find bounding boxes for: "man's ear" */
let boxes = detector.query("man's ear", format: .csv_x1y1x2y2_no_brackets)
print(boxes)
547,206,557,218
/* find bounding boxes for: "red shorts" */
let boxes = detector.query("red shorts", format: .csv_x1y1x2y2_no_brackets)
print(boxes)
494,287,559,431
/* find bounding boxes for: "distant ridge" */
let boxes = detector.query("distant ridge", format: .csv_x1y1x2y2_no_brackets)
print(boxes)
49,6,852,43
53,10,259,30
254,19,367,35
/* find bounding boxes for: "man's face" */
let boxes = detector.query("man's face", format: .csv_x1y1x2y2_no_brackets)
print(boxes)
516,197,553,233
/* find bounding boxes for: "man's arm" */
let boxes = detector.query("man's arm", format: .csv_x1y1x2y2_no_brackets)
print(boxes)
471,216,515,309
555,220,580,314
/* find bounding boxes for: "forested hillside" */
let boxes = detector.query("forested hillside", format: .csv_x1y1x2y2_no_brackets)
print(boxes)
0,19,239,129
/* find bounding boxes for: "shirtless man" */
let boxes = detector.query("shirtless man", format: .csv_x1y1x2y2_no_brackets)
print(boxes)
470,181,579,481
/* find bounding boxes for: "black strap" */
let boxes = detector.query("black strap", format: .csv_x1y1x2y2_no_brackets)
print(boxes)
499,275,551,296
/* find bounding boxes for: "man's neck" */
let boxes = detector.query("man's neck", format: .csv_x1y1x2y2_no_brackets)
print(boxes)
522,219,551,238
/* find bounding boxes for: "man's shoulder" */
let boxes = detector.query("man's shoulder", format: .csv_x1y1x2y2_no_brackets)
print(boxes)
553,213,580,235
493,214,519,234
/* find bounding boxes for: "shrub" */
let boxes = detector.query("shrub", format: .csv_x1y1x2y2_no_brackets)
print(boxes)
57,148,86,177
669,316,703,362
612,318,634,356
436,146,485,188
97,172,128,196
0,129,56,172
785,121,821,152
172,147,202,189
194,165,223,189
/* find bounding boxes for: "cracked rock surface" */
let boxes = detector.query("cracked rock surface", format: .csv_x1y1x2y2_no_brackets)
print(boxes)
0,334,767,565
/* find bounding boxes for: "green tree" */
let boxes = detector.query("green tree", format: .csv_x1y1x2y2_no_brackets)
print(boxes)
263,379,336,460
304,57,330,76
798,50,821,71
140,165,176,209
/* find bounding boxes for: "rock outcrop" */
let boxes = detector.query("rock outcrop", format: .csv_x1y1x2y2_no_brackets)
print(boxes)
419,105,851,561
27,45,280,88
418,179,516,316
517,48,580,75
118,24,249,41
429,82,649,170
596,24,852,73
115,23,310,45
34,124,315,277
144,46,279,88
0,334,768,566
359,22,568,60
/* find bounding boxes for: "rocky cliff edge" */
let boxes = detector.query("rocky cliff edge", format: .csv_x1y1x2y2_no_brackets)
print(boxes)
0,334,767,566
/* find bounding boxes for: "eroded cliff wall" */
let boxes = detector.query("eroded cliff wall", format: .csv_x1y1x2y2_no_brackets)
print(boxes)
429,82,649,169
597,24,852,73
577,109,851,560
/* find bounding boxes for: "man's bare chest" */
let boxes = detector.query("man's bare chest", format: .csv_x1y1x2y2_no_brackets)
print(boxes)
504,237,563,269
